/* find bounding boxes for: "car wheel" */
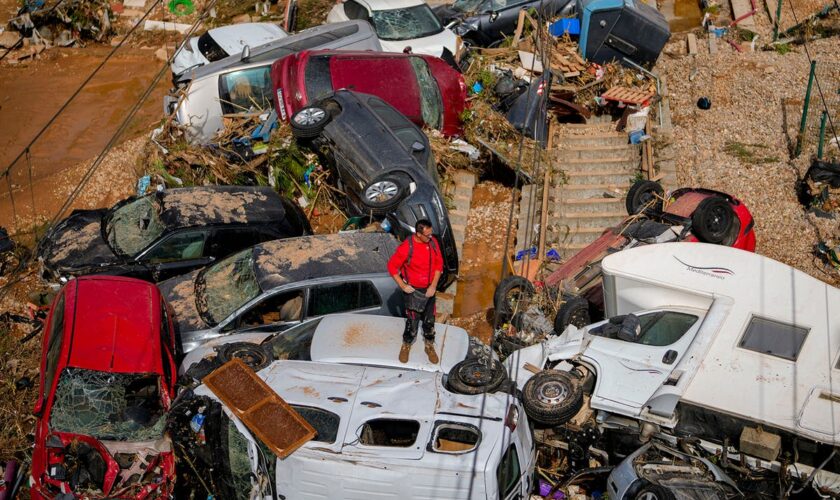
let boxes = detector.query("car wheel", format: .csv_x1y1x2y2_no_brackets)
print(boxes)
553,295,591,334
290,106,330,139
447,358,508,395
522,369,584,425
216,342,272,371
493,275,535,319
691,197,735,244
361,175,409,215
635,483,677,500
626,180,664,215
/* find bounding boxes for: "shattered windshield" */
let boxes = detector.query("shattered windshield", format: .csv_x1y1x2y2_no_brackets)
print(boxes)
409,57,442,130
50,368,166,442
370,4,444,41
451,0,486,13
106,196,166,257
196,248,260,326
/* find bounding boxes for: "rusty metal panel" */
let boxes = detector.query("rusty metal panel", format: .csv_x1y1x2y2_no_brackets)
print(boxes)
204,358,316,458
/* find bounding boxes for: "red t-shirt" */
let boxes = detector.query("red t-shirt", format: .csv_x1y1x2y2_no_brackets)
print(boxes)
387,236,444,288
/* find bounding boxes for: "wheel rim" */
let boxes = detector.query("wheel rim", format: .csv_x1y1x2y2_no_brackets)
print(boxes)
230,348,267,368
365,180,399,203
705,205,731,236
570,309,588,328
459,362,494,386
294,108,325,126
638,493,659,500
537,380,569,405
505,287,529,311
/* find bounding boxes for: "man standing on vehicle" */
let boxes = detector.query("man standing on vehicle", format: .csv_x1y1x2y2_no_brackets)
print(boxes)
387,219,444,364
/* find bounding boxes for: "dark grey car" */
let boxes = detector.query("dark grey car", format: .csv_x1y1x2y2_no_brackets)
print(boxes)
434,0,574,46
158,232,401,353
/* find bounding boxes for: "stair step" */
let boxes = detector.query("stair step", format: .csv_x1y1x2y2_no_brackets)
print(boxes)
561,122,617,131
562,171,637,186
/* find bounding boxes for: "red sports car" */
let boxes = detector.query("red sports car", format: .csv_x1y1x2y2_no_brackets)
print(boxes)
496,181,756,333
271,49,467,136
30,276,177,499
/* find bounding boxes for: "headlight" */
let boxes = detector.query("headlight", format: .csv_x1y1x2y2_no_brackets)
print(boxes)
431,192,447,228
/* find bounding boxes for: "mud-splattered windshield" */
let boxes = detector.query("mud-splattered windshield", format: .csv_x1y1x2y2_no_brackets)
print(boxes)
105,196,165,257
451,0,486,13
196,248,260,326
371,4,443,41
50,368,166,442
409,56,442,130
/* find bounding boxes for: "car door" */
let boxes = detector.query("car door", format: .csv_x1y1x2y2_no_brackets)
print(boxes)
139,228,213,281
585,309,705,411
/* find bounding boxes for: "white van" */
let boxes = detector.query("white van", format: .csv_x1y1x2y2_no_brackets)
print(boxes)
173,314,535,499
506,243,840,494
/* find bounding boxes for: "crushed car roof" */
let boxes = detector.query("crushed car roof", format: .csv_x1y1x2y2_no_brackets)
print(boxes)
252,233,398,291
159,186,284,228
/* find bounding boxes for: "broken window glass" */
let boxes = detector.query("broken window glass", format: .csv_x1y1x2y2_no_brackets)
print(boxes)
264,317,321,361
370,5,443,41
451,0,486,13
226,419,253,500
359,419,420,447
409,57,442,130
106,196,166,257
50,368,166,442
739,316,809,361
304,55,334,103
197,248,260,326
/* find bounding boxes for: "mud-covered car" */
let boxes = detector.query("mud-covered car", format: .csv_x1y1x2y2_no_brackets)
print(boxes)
30,276,177,499
38,186,310,284
290,90,458,288
158,233,402,353
168,314,531,500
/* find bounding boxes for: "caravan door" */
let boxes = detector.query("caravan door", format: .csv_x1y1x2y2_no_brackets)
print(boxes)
585,308,705,414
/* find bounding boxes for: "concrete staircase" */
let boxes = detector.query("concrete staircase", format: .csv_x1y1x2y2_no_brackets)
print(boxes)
516,120,641,260
437,169,476,317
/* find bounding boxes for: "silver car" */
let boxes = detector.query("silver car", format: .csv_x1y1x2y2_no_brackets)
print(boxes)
164,20,382,143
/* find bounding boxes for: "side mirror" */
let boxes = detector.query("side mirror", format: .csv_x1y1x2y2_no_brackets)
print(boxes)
488,10,499,22
411,141,425,152
241,45,251,61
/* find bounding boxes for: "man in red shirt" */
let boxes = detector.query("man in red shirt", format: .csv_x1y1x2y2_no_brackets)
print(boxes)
387,219,444,364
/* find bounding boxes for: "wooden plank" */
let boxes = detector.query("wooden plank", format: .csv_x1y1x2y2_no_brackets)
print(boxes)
687,33,698,55
511,9,527,46
731,0,756,29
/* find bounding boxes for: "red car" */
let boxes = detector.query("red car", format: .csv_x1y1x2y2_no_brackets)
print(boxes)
30,276,177,499
495,181,756,333
270,49,467,136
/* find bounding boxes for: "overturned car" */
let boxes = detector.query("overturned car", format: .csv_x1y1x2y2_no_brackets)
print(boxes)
506,243,840,496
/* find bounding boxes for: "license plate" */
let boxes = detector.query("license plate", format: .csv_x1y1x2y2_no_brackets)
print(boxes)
276,88,287,121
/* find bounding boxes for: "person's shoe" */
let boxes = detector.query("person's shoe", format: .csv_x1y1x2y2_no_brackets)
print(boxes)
424,340,439,364
399,342,412,363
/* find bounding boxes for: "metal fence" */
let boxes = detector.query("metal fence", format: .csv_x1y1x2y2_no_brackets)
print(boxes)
796,60,840,160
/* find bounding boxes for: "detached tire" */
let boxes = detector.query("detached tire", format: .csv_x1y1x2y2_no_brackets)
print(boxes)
447,358,508,395
691,197,735,244
216,342,272,371
290,106,330,139
493,275,535,319
626,180,664,215
522,369,583,425
361,175,409,215
553,295,591,333
634,483,676,500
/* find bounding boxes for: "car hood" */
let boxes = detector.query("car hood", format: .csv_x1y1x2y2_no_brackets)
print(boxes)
171,38,206,76
40,209,119,275
381,28,457,57
158,269,207,333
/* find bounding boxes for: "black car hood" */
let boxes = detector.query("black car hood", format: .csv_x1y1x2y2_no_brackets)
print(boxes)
40,209,119,274
158,269,207,334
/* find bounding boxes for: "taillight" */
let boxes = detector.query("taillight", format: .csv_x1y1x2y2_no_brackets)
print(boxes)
505,405,519,431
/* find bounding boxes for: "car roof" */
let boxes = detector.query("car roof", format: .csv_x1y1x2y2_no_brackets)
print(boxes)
159,186,284,228
309,314,470,373
64,276,165,374
251,232,398,291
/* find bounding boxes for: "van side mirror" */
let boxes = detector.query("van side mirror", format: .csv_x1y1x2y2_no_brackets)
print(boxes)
241,45,251,61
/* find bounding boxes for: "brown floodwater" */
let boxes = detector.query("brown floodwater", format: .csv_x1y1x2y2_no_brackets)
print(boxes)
659,0,704,32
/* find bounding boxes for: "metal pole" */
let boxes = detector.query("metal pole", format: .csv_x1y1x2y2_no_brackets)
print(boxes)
817,110,828,159
795,60,816,158
773,0,784,40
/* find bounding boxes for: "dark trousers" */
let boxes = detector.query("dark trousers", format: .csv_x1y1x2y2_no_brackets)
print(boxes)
403,287,436,343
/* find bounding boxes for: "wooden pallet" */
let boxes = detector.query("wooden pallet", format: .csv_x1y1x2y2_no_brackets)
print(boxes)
601,86,656,105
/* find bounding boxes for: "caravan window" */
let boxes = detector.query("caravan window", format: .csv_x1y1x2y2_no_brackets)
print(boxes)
739,316,809,361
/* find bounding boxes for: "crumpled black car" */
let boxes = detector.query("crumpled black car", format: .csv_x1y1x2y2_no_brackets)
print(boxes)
38,186,311,283
289,90,458,289
434,0,574,47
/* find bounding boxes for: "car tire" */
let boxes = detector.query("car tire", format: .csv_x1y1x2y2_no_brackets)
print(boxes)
626,180,664,215
290,106,330,139
691,197,735,244
553,295,591,333
361,175,409,215
635,483,677,500
493,275,535,319
447,358,508,395
522,369,584,425
216,342,272,371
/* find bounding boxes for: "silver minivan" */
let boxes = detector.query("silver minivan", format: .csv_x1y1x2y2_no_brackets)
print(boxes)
164,20,382,143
